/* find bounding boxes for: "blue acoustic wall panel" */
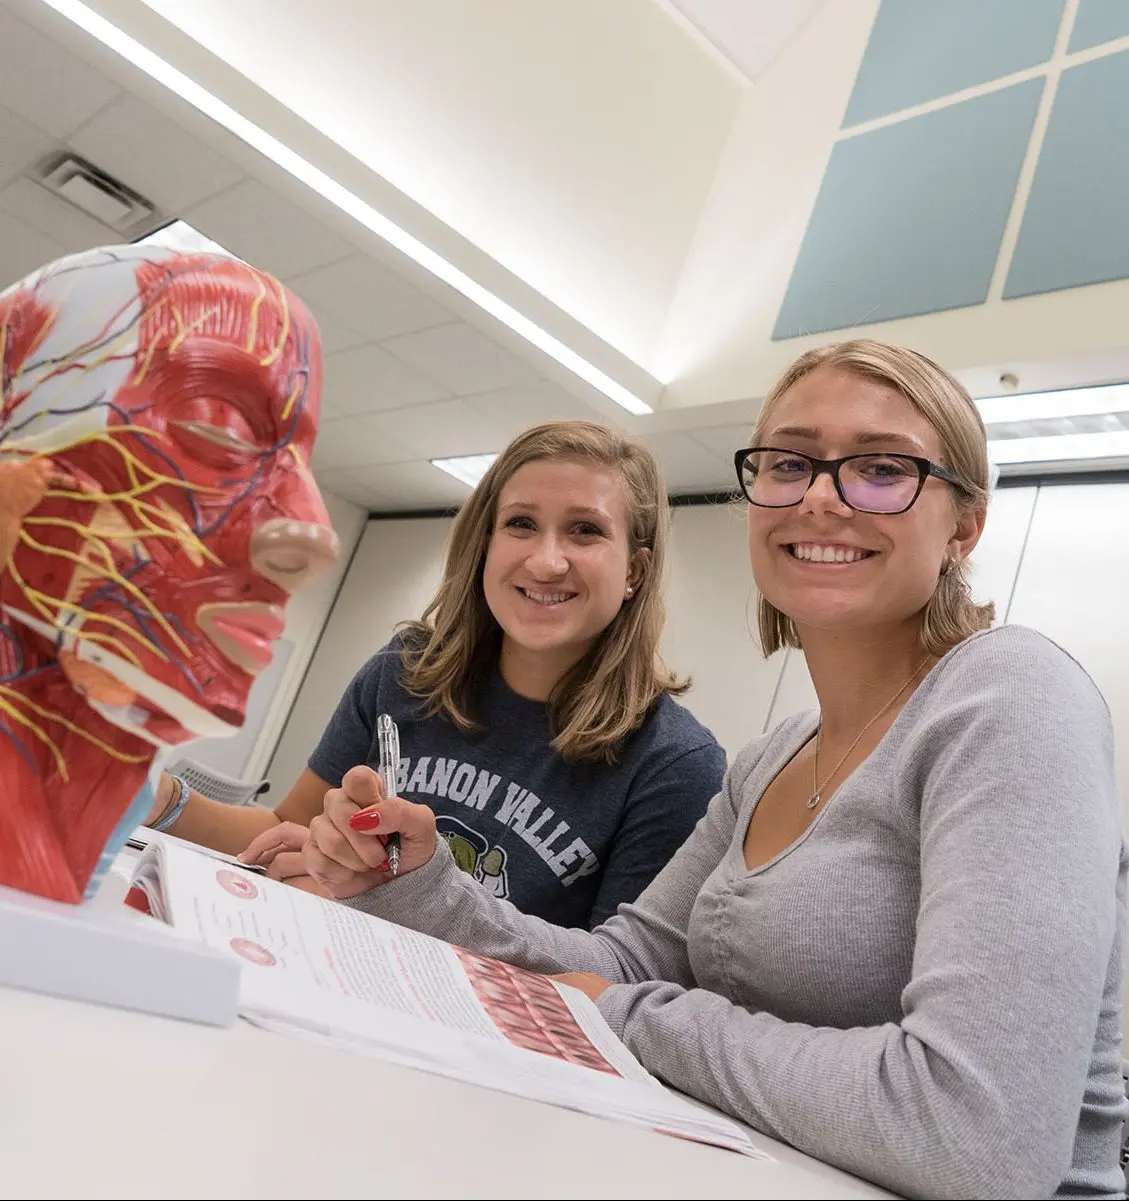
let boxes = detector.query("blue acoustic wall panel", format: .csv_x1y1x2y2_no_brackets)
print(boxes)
1069,0,1129,52
843,0,1064,127
1005,51,1129,299
774,80,1043,341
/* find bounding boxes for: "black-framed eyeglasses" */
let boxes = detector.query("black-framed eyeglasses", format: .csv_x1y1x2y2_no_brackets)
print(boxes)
733,447,963,515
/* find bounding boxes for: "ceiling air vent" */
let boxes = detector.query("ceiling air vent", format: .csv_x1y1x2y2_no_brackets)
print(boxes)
32,152,159,237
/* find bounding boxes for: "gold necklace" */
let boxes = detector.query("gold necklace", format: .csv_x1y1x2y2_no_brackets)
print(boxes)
807,656,931,810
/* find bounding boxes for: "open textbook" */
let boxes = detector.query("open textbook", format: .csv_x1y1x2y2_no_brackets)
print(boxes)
127,839,767,1158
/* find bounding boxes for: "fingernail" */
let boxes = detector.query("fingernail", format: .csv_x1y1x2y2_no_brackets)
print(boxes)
377,860,391,874
349,810,381,832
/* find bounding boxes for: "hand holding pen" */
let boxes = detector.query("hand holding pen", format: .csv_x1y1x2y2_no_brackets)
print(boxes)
297,763,438,899
243,717,435,897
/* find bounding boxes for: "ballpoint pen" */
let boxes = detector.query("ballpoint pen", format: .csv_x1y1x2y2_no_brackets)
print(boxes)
376,713,402,877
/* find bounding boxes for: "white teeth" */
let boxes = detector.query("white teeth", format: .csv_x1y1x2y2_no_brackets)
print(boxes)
790,543,870,564
523,588,572,605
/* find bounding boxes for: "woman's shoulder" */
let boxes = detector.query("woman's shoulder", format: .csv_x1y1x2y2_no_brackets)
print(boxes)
731,711,818,787
636,693,723,759
353,633,409,681
343,634,420,714
612,695,728,789
927,624,1108,715
897,625,1115,787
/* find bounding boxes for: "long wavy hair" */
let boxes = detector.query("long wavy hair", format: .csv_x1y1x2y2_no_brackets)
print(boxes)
399,421,687,763
751,339,994,658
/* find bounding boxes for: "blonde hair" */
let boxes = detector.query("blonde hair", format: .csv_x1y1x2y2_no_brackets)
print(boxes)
399,421,687,764
752,339,994,658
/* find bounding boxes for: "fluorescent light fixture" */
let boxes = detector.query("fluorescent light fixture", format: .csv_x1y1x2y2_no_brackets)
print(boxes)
978,382,1129,425
135,218,238,259
43,0,653,416
431,454,498,488
989,431,1129,466
980,382,1129,466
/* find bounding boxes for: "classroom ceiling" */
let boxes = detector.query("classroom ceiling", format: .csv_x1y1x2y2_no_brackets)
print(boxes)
0,0,755,513
8,0,1129,505
663,0,826,82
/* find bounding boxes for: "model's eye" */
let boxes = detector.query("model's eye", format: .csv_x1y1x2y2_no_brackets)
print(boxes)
173,421,258,453
169,397,264,472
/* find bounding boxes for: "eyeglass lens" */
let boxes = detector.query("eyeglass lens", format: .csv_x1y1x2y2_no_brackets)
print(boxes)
741,450,922,513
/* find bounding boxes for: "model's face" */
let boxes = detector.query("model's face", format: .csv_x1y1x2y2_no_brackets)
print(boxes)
0,248,339,748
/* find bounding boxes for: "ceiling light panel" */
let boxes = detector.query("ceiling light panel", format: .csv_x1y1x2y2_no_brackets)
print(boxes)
431,454,498,488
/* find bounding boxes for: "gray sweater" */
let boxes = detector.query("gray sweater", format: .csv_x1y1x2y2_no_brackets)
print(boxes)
345,626,1128,1200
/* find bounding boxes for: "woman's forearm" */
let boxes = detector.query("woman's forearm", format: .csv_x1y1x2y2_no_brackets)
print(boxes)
152,766,331,856
162,788,281,855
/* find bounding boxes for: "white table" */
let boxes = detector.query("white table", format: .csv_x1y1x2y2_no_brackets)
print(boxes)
0,983,896,1200
0,857,895,1200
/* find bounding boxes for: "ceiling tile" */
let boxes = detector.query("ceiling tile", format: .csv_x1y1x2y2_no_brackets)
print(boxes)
0,8,120,139
0,178,112,252
311,415,403,470
334,412,422,466
0,106,56,191
686,423,751,459
69,94,245,211
641,431,733,493
321,343,451,419
184,179,354,280
289,255,452,342
0,209,65,287
313,468,378,509
340,460,471,511
358,398,504,460
312,310,369,357
667,0,826,83
383,322,542,395
464,380,592,432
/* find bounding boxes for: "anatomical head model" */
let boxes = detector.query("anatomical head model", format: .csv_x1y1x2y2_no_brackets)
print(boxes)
0,244,339,903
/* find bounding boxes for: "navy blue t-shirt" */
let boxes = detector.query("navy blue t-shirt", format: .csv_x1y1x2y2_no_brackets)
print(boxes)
308,639,725,929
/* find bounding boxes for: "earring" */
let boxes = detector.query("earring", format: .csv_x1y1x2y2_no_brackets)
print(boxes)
625,586,634,598
942,556,958,575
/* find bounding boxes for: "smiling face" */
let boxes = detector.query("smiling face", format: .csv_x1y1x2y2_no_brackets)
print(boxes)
0,246,339,749
747,365,983,640
482,458,642,674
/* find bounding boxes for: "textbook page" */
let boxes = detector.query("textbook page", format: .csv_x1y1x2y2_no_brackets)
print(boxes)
130,842,767,1158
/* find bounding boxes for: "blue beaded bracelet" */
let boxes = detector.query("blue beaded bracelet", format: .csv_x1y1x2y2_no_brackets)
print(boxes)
152,773,190,832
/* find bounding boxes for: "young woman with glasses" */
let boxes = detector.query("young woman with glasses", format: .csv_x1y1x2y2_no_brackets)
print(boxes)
284,341,1125,1200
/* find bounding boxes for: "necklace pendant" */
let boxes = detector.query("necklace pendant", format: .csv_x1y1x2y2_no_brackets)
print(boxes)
806,792,821,810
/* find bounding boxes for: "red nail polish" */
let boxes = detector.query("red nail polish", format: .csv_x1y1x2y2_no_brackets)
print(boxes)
349,810,381,832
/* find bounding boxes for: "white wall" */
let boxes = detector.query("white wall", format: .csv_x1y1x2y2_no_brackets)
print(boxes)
266,515,453,798
662,503,787,754
1006,483,1129,797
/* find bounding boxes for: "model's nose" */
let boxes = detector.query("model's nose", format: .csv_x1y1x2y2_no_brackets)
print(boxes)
249,518,340,591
